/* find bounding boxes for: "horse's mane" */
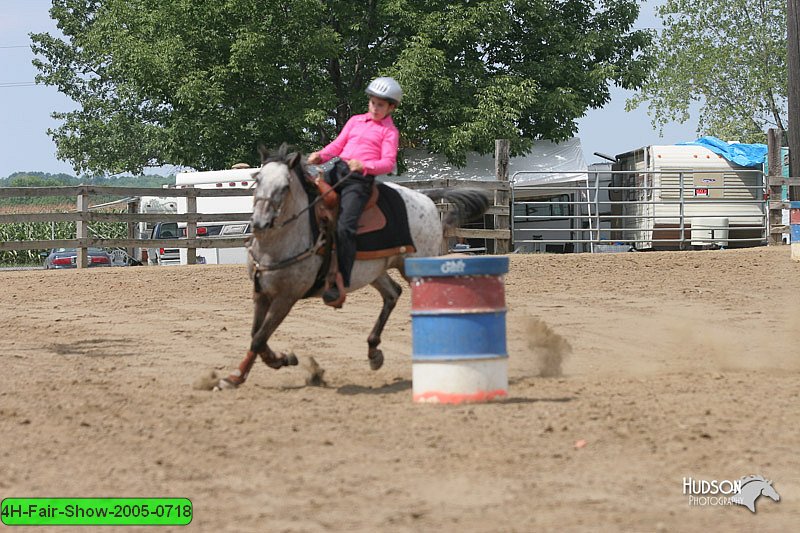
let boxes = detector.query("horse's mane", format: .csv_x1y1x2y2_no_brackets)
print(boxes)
740,475,769,486
256,142,316,198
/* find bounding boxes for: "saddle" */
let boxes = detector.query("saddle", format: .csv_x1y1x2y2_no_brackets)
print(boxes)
314,177,409,242
308,173,416,307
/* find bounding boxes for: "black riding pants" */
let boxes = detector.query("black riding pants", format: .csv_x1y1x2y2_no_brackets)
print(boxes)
326,160,374,287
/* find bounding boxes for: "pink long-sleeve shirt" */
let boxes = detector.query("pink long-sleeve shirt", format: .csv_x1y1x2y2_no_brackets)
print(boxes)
318,113,399,176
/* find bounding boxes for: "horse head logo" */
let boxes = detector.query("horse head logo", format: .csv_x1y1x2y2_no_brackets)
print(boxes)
730,475,780,513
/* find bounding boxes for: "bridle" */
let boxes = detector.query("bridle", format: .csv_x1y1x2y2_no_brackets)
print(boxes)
247,159,354,274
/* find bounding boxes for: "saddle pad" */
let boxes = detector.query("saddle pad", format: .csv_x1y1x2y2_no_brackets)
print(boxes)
355,182,415,259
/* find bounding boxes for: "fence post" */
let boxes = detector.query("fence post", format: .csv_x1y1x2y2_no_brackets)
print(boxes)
678,172,685,249
187,189,198,265
767,128,784,245
494,139,511,254
76,186,89,268
127,198,139,263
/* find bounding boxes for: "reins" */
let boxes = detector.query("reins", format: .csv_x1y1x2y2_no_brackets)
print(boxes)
247,231,326,273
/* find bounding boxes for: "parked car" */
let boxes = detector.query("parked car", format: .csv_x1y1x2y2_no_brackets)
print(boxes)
42,247,114,269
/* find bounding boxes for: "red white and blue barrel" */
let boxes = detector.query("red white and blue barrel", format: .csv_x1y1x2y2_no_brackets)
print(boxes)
792,201,800,261
405,256,509,404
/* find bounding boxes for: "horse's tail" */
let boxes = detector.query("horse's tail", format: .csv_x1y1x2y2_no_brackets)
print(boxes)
422,188,491,232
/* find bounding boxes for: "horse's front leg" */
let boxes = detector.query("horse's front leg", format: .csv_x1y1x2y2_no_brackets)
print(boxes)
250,295,299,370
219,293,297,389
366,274,403,370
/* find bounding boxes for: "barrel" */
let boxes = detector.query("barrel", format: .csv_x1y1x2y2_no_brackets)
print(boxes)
791,201,800,262
405,255,509,404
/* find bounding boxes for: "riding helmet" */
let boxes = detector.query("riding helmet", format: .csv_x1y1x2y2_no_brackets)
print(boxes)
365,77,403,105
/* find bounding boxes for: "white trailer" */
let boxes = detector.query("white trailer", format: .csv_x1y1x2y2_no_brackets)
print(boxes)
174,168,256,265
612,145,766,250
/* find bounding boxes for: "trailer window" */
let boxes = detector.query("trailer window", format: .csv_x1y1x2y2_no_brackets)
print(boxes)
514,195,572,218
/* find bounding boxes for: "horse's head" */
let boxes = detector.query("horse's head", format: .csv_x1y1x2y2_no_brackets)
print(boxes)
760,479,780,502
735,475,781,511
251,144,305,232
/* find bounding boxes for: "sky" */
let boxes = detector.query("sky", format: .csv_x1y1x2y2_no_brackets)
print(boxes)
0,0,699,179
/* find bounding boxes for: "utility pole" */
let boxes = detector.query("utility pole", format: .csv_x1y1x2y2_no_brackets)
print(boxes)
788,0,800,200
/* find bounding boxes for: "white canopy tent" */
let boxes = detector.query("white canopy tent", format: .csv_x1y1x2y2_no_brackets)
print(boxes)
389,137,588,186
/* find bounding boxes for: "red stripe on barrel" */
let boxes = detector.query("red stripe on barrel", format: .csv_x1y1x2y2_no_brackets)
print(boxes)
413,389,508,404
411,276,505,311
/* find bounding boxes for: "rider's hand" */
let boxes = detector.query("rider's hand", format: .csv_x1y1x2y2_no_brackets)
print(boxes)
347,159,364,173
307,152,322,165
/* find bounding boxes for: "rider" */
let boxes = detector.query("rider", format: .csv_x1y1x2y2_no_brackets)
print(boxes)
307,76,402,304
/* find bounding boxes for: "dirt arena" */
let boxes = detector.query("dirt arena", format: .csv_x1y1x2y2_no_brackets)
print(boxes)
2,246,799,532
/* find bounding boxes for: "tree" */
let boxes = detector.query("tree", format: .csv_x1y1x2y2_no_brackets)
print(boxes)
32,0,652,174
627,0,786,144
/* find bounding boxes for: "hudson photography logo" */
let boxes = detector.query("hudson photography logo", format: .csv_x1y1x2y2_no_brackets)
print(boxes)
683,475,781,513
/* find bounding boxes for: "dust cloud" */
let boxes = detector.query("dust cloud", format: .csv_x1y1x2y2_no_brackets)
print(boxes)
526,317,572,377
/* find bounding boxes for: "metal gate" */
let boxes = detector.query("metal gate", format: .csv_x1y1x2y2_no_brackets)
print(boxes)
511,169,768,253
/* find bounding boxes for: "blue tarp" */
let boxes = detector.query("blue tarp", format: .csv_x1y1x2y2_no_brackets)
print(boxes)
677,136,768,168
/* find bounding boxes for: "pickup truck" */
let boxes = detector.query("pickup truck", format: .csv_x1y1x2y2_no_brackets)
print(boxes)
147,222,181,266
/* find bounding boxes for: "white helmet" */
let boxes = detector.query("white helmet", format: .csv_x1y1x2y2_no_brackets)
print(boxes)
365,76,403,105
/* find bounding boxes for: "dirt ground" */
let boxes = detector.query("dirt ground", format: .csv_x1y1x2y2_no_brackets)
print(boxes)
1,246,799,532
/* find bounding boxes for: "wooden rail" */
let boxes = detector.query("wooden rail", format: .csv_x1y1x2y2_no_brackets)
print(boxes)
1,177,510,265
0,186,252,265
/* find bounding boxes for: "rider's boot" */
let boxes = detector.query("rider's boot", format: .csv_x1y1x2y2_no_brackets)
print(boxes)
323,272,346,308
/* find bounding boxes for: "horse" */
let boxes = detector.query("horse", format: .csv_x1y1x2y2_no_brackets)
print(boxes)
730,475,780,513
217,145,490,389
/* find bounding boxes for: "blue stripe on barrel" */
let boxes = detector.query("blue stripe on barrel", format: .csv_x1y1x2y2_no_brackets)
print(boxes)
405,256,509,278
411,311,507,360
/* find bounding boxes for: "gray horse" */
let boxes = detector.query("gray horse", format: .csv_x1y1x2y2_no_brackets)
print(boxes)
218,146,490,388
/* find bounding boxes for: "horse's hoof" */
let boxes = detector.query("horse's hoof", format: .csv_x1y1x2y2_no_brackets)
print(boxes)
285,352,299,366
369,350,384,371
216,377,239,390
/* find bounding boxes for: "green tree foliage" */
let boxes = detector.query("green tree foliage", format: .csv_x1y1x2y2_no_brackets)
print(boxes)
32,0,652,172
0,172,173,208
627,0,786,143
0,171,172,188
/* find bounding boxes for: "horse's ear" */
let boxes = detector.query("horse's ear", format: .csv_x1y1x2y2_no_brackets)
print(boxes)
277,142,289,161
287,151,301,170
257,144,270,164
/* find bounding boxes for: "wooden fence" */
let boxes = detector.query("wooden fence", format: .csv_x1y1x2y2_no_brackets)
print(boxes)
0,185,252,267
0,180,510,267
